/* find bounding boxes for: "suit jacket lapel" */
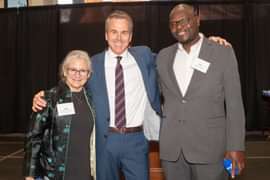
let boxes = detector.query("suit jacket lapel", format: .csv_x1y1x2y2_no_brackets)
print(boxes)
185,37,214,98
129,48,152,98
129,48,147,81
166,44,184,99
95,51,110,119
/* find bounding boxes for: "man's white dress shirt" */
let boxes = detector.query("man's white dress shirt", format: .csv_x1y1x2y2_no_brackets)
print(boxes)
173,33,204,96
105,48,147,128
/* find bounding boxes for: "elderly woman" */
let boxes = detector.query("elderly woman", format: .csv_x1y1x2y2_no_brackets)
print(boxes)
24,50,95,180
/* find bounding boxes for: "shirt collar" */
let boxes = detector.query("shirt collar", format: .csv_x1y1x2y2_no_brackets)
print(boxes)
107,48,129,60
178,33,204,52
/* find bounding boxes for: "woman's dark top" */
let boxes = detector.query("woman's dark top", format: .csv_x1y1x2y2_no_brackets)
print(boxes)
65,90,94,180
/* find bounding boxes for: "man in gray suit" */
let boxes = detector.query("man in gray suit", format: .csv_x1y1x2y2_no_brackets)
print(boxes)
156,4,245,180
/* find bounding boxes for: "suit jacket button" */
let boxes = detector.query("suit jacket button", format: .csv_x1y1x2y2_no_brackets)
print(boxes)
182,99,187,103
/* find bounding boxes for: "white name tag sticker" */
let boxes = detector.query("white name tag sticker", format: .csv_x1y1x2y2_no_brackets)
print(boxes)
191,58,210,73
57,102,75,116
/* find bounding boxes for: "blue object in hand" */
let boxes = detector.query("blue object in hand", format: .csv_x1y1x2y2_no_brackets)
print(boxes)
223,159,239,176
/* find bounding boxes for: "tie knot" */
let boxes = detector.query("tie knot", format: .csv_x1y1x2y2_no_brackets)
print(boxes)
116,56,122,63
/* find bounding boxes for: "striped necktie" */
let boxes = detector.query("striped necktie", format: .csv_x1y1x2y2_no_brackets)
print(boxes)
115,56,126,128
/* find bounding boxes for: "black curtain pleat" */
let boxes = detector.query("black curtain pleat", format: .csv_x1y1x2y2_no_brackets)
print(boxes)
0,10,18,132
252,4,270,129
0,7,59,133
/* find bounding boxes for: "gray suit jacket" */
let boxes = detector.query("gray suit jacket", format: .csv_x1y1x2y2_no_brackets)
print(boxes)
156,37,245,163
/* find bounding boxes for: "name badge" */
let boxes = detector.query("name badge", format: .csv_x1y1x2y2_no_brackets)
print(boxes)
57,102,75,116
191,58,210,73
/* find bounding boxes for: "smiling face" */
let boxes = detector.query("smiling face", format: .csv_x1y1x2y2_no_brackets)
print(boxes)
169,4,200,48
63,57,90,92
105,16,133,55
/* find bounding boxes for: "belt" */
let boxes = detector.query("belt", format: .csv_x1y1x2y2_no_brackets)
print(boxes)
108,126,143,134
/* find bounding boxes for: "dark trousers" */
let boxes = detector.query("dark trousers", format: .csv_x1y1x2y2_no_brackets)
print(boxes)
162,151,227,180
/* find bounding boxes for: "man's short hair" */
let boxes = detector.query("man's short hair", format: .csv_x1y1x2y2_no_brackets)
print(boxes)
105,10,133,33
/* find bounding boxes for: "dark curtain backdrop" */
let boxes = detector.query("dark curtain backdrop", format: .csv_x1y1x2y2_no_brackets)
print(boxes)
0,1,270,133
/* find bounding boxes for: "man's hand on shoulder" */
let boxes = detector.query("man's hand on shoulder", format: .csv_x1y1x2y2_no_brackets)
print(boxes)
209,36,232,47
32,90,47,112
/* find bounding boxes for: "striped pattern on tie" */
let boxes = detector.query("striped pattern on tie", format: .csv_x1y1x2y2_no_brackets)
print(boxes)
115,56,126,128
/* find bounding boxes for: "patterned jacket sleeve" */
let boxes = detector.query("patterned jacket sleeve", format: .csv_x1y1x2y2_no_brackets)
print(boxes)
23,92,52,178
